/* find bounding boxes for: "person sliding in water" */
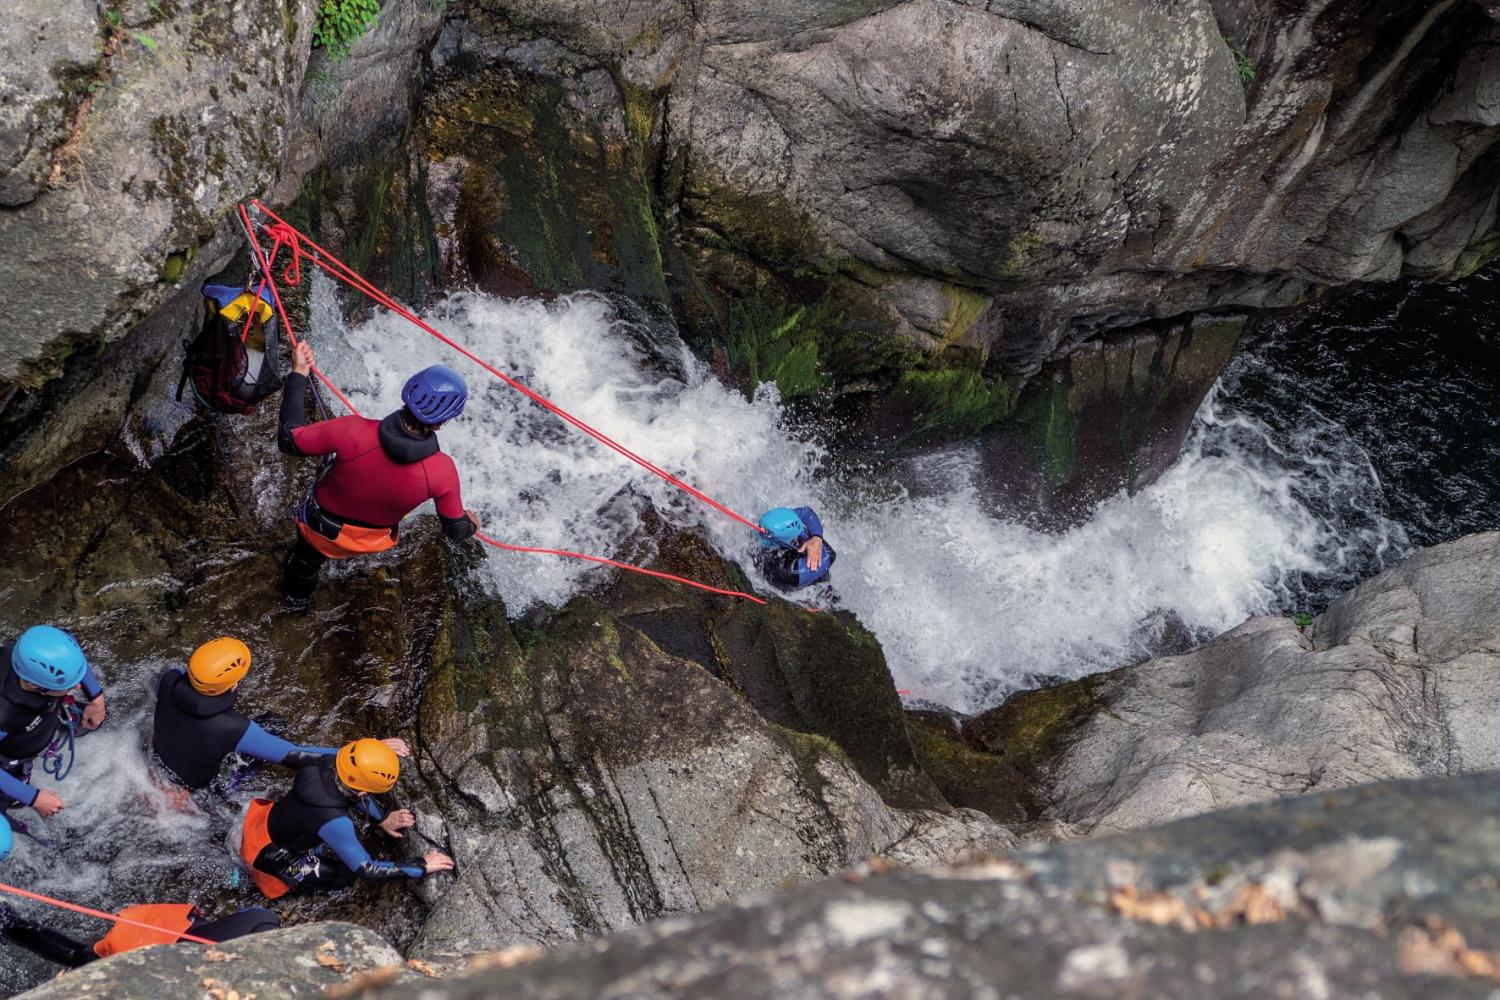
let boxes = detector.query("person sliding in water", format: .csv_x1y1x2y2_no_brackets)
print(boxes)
0,815,280,967
151,637,408,792
240,737,453,897
278,342,480,611
754,507,836,591
0,626,106,823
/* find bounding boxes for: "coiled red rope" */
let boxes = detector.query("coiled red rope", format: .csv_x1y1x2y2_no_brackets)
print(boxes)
0,882,217,946
239,205,769,606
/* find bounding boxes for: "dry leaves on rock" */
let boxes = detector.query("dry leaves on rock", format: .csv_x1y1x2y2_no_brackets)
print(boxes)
1397,917,1500,983
1109,881,1286,931
315,941,348,974
464,944,545,973
323,965,404,999
202,977,253,1000
406,958,442,978
1109,884,1211,932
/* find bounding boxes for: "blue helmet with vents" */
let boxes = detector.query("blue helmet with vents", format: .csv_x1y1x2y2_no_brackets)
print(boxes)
12,625,88,692
758,508,807,549
402,364,468,425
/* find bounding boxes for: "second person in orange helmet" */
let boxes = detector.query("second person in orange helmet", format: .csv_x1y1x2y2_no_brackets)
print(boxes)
151,638,407,792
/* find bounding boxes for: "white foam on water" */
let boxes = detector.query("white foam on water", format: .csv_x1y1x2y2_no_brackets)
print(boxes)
312,281,1404,713
2,656,245,949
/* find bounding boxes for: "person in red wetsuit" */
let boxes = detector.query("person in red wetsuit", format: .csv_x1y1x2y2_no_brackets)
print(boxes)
278,343,479,610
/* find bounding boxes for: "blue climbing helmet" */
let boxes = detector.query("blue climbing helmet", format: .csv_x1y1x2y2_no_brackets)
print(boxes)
0,815,11,862
401,364,468,425
12,625,88,691
758,507,807,549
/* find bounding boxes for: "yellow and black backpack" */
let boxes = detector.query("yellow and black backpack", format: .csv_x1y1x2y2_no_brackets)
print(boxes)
178,284,284,414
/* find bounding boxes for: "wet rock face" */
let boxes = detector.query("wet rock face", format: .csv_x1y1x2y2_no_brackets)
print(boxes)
655,0,1500,366
0,0,321,385
366,773,1500,1000
441,0,1500,376
969,532,1500,834
407,545,1008,957
977,314,1244,525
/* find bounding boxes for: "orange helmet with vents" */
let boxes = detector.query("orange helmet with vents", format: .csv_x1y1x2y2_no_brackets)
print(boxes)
187,637,251,696
336,738,400,794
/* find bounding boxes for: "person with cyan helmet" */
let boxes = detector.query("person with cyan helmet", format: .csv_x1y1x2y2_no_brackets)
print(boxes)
754,507,836,591
0,813,281,966
0,626,107,819
240,737,453,897
277,341,480,610
151,637,409,792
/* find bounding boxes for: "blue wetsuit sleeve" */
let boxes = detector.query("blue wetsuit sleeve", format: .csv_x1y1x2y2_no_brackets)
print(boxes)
78,664,102,702
234,723,339,764
317,817,425,881
793,507,825,540
0,742,38,806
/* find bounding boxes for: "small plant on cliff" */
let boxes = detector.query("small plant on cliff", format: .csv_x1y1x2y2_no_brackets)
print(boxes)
1226,36,1255,86
314,0,380,58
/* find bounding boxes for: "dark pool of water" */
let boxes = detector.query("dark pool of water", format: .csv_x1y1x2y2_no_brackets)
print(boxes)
1214,265,1500,608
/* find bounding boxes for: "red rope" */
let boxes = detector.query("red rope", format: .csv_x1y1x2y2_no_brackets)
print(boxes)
240,208,768,604
239,205,362,416
475,533,767,604
0,882,217,946
248,200,767,535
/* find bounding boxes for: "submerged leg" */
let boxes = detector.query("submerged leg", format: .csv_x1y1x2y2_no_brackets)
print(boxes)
282,532,326,607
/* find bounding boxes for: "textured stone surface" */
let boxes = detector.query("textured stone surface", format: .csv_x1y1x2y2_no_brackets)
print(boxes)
0,0,317,384
973,532,1500,834
15,922,410,999
408,573,1004,957
367,773,1500,1000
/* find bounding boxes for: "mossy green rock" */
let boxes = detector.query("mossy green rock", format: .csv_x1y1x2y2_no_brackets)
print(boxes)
979,314,1244,525
599,531,946,811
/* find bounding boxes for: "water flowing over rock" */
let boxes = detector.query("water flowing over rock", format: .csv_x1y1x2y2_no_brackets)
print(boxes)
967,531,1500,834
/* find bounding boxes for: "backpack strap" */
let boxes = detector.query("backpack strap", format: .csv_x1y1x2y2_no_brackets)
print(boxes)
176,340,192,403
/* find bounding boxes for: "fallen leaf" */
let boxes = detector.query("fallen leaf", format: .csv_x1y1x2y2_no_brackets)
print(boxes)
202,949,233,963
1109,884,1198,931
464,944,545,973
323,965,404,999
201,978,241,1000
1397,918,1500,983
1214,882,1287,927
315,941,348,974
406,958,442,978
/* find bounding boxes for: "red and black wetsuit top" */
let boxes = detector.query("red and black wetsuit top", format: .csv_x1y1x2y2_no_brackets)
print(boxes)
277,373,476,540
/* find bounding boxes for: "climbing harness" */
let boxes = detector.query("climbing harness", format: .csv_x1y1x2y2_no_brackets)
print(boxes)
0,883,217,946
39,700,83,783
237,202,775,606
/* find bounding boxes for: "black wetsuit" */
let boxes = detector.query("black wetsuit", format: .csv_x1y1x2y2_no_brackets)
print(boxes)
151,669,332,790
254,758,425,893
0,643,102,809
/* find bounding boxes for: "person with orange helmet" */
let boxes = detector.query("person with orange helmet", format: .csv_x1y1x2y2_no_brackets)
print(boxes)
151,638,407,792
239,738,453,897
